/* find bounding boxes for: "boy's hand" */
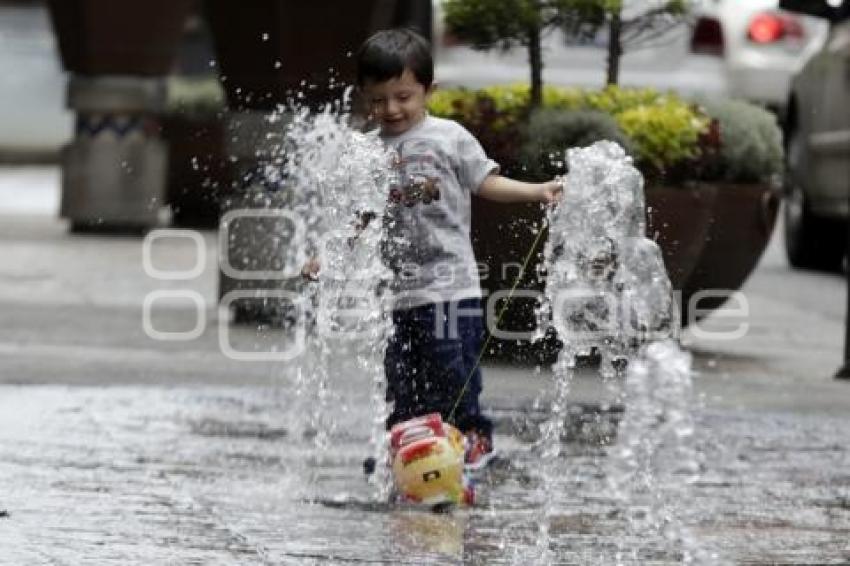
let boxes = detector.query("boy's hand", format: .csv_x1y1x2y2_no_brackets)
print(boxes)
478,174,565,204
301,257,321,281
539,179,564,205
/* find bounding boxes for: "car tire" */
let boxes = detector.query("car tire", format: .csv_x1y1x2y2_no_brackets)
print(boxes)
783,130,846,271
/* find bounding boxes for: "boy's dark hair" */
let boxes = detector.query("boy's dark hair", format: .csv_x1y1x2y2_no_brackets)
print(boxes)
356,28,433,88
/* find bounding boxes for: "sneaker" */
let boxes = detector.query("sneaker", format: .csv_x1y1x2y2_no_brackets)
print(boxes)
464,430,496,472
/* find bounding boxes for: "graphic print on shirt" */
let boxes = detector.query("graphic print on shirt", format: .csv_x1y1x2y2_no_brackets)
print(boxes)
382,138,457,277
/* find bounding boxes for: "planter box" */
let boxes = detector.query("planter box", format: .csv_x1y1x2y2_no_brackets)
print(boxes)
161,114,232,229
471,182,779,363
204,0,424,111
680,182,780,323
47,0,193,76
645,185,716,291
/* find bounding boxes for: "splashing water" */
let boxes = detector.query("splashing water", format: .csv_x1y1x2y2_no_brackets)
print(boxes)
607,340,718,565
240,114,705,559
532,141,704,563
257,100,396,499
534,141,678,363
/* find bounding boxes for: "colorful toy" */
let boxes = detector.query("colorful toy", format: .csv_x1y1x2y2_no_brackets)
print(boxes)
389,413,474,507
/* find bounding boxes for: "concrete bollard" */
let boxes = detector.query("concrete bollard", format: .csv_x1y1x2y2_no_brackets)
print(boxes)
61,76,169,232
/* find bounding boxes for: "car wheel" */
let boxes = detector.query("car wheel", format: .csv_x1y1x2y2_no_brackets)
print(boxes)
783,130,846,271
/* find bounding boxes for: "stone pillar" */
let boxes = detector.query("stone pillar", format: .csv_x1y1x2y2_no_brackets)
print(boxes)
61,76,168,230
46,0,194,231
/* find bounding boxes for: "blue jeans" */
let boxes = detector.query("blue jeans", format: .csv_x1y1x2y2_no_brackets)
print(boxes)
384,297,492,436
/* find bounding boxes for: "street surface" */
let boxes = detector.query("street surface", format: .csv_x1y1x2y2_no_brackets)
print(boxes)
0,167,848,564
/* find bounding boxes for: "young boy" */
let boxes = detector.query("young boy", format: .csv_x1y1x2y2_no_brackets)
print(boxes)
353,28,563,469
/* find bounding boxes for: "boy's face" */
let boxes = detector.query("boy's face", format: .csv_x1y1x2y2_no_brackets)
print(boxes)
362,68,433,136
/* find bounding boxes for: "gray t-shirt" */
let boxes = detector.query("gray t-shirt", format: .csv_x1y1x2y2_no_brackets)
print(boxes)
379,115,499,309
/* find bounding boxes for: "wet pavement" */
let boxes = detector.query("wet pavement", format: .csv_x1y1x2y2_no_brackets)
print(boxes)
1,385,848,564
1,192,850,563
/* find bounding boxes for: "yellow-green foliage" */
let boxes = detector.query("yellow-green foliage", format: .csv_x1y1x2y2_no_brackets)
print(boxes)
428,86,524,132
428,88,477,120
432,83,669,114
430,84,585,118
541,86,585,109
166,76,225,117
429,83,709,172
480,84,534,114
617,100,710,170
579,85,667,114
478,84,585,111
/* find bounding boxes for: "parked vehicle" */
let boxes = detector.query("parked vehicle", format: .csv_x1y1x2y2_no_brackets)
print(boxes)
433,0,828,116
0,1,72,158
780,0,850,270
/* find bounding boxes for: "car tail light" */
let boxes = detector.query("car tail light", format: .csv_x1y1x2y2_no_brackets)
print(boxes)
691,16,724,56
747,12,804,44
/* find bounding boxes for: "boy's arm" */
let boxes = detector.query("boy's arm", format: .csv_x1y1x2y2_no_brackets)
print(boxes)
478,174,563,204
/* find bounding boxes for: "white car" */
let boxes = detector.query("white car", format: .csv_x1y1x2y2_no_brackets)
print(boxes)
780,0,850,271
432,0,828,117
0,2,72,157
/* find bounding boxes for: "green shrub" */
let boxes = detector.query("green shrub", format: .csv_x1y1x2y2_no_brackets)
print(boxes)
479,84,534,116
696,98,783,184
616,99,710,172
167,76,225,118
520,108,633,180
428,88,478,122
579,85,668,115
429,83,781,184
442,83,665,115
429,88,521,134
430,84,707,178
